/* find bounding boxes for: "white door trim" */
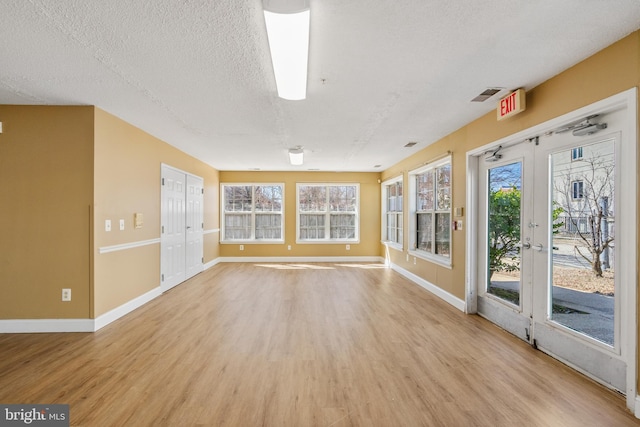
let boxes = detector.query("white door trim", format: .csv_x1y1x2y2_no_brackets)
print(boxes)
465,88,637,413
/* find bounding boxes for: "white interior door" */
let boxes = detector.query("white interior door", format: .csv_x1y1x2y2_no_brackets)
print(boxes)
161,165,204,292
186,175,204,280
472,93,636,403
161,166,186,291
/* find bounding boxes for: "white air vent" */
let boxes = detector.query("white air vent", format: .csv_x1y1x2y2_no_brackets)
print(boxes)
471,88,503,102
404,141,418,148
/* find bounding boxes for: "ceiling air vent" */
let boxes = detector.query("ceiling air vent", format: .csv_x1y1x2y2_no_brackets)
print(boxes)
471,88,503,102
404,141,418,148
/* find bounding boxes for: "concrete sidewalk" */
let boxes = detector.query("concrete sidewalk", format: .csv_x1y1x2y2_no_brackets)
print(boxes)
489,279,614,345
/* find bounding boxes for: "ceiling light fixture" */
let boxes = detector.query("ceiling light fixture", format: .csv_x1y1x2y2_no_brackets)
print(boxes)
288,146,304,165
263,0,310,100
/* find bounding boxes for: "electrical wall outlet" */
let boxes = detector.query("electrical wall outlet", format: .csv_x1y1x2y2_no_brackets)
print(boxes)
239,245,244,251
346,244,350,250
62,288,71,302
119,219,125,230
105,219,111,232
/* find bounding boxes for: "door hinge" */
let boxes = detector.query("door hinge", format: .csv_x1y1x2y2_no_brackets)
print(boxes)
161,225,164,233
201,188,204,194
162,178,165,185
202,222,204,229
161,274,164,282
202,257,204,263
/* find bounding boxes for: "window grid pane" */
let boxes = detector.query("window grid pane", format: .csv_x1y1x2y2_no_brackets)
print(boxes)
299,186,326,212
299,214,326,239
224,213,251,240
255,213,282,239
436,164,451,210
330,214,356,239
225,186,252,212
435,213,451,257
417,212,432,252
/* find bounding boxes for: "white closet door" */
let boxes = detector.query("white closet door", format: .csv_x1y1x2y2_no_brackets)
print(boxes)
185,174,204,280
161,166,187,291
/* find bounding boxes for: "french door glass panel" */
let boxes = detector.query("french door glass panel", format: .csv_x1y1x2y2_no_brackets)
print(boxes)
549,138,615,346
487,162,523,306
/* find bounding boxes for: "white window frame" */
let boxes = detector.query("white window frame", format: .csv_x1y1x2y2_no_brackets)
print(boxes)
408,156,452,267
296,183,360,244
220,183,284,244
571,180,584,199
381,176,403,250
571,146,584,161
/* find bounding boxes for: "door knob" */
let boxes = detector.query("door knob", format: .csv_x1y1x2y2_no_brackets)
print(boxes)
516,242,531,250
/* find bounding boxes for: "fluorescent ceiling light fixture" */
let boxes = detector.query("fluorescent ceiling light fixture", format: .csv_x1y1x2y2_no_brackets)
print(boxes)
288,147,304,165
263,4,310,100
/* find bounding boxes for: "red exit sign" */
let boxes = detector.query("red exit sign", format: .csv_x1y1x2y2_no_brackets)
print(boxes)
497,89,526,120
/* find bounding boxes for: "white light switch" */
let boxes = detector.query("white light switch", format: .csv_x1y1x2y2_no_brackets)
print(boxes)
119,219,125,230
105,219,111,232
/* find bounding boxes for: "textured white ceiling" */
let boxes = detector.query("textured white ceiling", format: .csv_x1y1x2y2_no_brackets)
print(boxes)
1,0,639,171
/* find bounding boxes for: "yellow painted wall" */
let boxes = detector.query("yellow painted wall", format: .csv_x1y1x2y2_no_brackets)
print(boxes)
381,31,640,300
0,106,94,319
93,108,220,317
219,171,381,258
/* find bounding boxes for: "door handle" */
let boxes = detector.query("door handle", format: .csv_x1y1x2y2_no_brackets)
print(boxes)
532,243,543,251
186,226,192,229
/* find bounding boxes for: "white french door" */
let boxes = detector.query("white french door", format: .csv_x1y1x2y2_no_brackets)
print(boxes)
470,90,637,407
161,165,204,292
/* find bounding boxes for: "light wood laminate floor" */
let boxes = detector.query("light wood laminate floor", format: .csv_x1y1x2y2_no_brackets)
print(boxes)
1,262,638,426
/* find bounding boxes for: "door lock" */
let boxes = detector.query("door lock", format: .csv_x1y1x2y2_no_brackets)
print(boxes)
517,241,531,250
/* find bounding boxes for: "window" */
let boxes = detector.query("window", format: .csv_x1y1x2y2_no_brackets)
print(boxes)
297,184,359,242
409,158,452,263
572,180,584,199
221,184,284,242
382,177,403,247
571,147,583,161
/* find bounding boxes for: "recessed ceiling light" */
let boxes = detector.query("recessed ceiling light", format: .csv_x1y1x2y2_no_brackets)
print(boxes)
263,0,310,100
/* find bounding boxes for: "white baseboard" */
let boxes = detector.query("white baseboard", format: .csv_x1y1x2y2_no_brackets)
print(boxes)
390,263,466,312
203,257,222,270
217,256,385,263
0,287,162,334
93,286,162,331
634,395,640,419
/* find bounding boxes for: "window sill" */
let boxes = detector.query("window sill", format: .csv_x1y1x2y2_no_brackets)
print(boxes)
381,241,403,252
